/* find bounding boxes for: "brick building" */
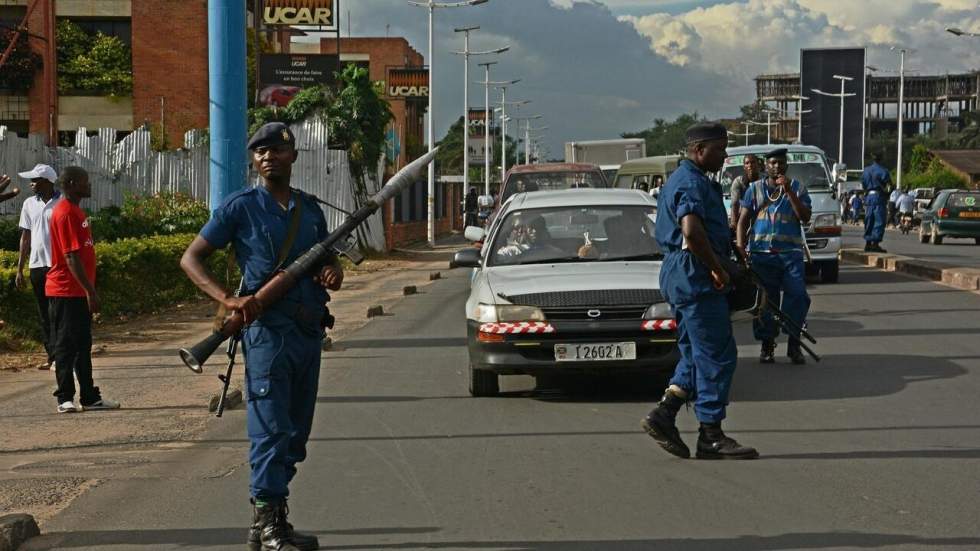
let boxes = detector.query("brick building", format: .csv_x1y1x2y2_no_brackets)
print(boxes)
0,0,210,147
321,37,461,248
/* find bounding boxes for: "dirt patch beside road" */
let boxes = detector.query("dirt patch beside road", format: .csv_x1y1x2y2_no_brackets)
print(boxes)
0,246,462,524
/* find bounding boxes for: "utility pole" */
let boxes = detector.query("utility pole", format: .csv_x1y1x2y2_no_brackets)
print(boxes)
453,29,507,197
208,0,248,211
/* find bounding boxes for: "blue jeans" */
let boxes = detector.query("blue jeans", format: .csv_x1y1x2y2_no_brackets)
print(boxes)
667,293,738,424
750,250,810,342
243,322,322,502
864,193,887,243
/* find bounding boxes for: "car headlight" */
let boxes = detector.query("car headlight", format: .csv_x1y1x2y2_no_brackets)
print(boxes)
813,213,839,228
496,305,546,322
472,304,547,323
642,302,672,320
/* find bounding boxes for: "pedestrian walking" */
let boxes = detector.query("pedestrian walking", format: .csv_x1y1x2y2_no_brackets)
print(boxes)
47,166,120,414
888,186,901,227
15,164,61,370
464,186,479,228
736,149,812,365
641,122,759,460
850,192,863,226
861,153,891,252
180,122,343,551
729,153,760,228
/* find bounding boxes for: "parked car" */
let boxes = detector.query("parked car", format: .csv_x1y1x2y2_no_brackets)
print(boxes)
453,189,678,397
918,189,980,245
722,144,841,283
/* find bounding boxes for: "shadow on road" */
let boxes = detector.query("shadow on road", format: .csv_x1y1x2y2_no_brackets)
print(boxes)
733,354,965,402
23,529,980,550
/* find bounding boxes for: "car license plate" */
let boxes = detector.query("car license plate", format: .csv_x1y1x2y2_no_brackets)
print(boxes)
959,211,980,218
554,342,636,362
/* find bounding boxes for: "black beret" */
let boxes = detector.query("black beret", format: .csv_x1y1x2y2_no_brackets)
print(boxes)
247,122,295,150
685,122,727,145
765,148,788,159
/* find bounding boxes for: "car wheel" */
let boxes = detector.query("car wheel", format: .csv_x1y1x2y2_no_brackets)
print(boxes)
469,365,499,397
820,261,839,284
918,226,929,243
931,227,943,245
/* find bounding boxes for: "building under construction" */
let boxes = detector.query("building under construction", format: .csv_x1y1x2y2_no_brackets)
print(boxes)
756,71,980,143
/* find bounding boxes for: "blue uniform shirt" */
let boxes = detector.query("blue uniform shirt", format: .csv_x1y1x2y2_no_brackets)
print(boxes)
862,162,891,192
200,184,330,333
655,159,731,303
741,178,811,253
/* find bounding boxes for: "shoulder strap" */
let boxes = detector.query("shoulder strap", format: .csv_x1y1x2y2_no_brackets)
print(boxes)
276,190,303,269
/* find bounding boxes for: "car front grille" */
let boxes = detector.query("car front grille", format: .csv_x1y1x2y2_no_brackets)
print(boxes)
506,289,663,308
543,305,647,321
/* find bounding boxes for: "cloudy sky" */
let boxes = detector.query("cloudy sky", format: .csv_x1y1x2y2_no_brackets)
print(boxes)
340,0,980,158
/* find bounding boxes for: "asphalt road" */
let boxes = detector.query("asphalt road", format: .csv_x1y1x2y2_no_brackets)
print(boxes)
842,224,980,268
24,264,980,551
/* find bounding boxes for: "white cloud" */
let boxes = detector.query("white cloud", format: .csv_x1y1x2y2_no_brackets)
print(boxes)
623,0,980,79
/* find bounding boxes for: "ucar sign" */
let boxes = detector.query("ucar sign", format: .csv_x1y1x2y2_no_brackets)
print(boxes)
263,0,337,29
386,67,429,99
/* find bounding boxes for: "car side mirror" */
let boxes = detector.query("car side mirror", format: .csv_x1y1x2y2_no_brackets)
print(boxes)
464,226,486,242
451,248,482,269
832,162,847,182
477,195,494,208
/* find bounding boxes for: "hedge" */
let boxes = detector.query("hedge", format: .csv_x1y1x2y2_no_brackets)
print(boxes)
0,233,236,350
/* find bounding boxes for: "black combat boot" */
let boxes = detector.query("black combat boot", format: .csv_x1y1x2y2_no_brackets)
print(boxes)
695,423,759,460
863,242,872,252
759,340,775,364
641,386,690,458
787,340,806,365
248,500,319,551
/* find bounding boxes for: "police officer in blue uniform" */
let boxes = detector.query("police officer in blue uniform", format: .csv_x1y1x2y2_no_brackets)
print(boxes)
641,122,758,460
861,152,891,252
181,122,343,551
736,148,812,365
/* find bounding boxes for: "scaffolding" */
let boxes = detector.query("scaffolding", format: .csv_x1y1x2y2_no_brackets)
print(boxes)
755,71,980,142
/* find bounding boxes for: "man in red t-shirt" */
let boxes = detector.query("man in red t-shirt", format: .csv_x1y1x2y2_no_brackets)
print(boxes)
46,166,119,414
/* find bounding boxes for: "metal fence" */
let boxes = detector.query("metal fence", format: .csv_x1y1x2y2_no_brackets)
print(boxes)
0,118,386,251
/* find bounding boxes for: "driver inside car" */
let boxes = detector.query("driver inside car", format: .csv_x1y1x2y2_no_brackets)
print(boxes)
495,215,552,259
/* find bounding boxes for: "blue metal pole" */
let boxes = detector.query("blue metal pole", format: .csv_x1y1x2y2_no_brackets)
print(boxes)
208,0,248,212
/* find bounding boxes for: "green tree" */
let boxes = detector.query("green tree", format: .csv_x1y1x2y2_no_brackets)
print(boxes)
0,28,42,91
56,20,132,97
622,112,705,156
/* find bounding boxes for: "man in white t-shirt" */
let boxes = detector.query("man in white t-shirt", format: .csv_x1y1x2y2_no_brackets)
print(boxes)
16,164,61,370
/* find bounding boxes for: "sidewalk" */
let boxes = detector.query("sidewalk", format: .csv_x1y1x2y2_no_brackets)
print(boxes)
841,248,980,292
0,241,465,537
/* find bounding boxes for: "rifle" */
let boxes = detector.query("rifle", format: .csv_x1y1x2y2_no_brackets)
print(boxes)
215,332,240,417
179,147,438,374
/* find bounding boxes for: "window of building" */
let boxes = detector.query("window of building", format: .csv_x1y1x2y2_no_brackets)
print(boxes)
72,18,132,47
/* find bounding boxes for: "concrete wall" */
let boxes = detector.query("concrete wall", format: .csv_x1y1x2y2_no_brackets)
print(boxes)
58,96,133,130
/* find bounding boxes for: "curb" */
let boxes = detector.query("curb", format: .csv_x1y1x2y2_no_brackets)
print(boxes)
0,514,40,551
841,249,980,291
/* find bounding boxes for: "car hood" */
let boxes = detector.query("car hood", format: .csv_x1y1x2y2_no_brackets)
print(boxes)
485,261,661,302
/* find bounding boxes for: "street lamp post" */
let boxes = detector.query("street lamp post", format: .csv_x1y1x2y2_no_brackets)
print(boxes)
812,74,856,167
946,27,980,38
477,62,499,196
494,80,521,181
516,115,542,164
453,29,508,199
408,0,489,247
895,48,907,190
791,95,811,143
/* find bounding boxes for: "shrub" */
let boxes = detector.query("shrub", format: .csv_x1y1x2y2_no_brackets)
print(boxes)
0,218,20,251
0,233,236,350
903,157,969,191
88,192,210,242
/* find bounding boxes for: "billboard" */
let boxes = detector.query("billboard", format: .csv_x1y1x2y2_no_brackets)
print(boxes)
468,108,494,165
800,48,866,169
262,0,337,29
386,67,429,99
259,54,338,106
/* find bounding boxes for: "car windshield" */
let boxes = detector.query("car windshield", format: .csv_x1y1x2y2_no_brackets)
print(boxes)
948,192,980,208
501,171,604,203
720,161,831,194
488,205,662,266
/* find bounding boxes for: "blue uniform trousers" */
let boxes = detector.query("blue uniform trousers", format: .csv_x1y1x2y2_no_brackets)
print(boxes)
864,192,887,243
750,250,810,342
667,293,738,424
243,322,322,502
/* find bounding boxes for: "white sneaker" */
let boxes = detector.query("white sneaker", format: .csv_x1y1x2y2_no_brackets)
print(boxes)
82,399,120,411
57,401,78,414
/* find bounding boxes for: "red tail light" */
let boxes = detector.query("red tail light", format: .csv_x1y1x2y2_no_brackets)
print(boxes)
938,208,949,218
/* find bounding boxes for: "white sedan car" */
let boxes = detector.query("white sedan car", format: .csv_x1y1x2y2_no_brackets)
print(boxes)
452,189,679,397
